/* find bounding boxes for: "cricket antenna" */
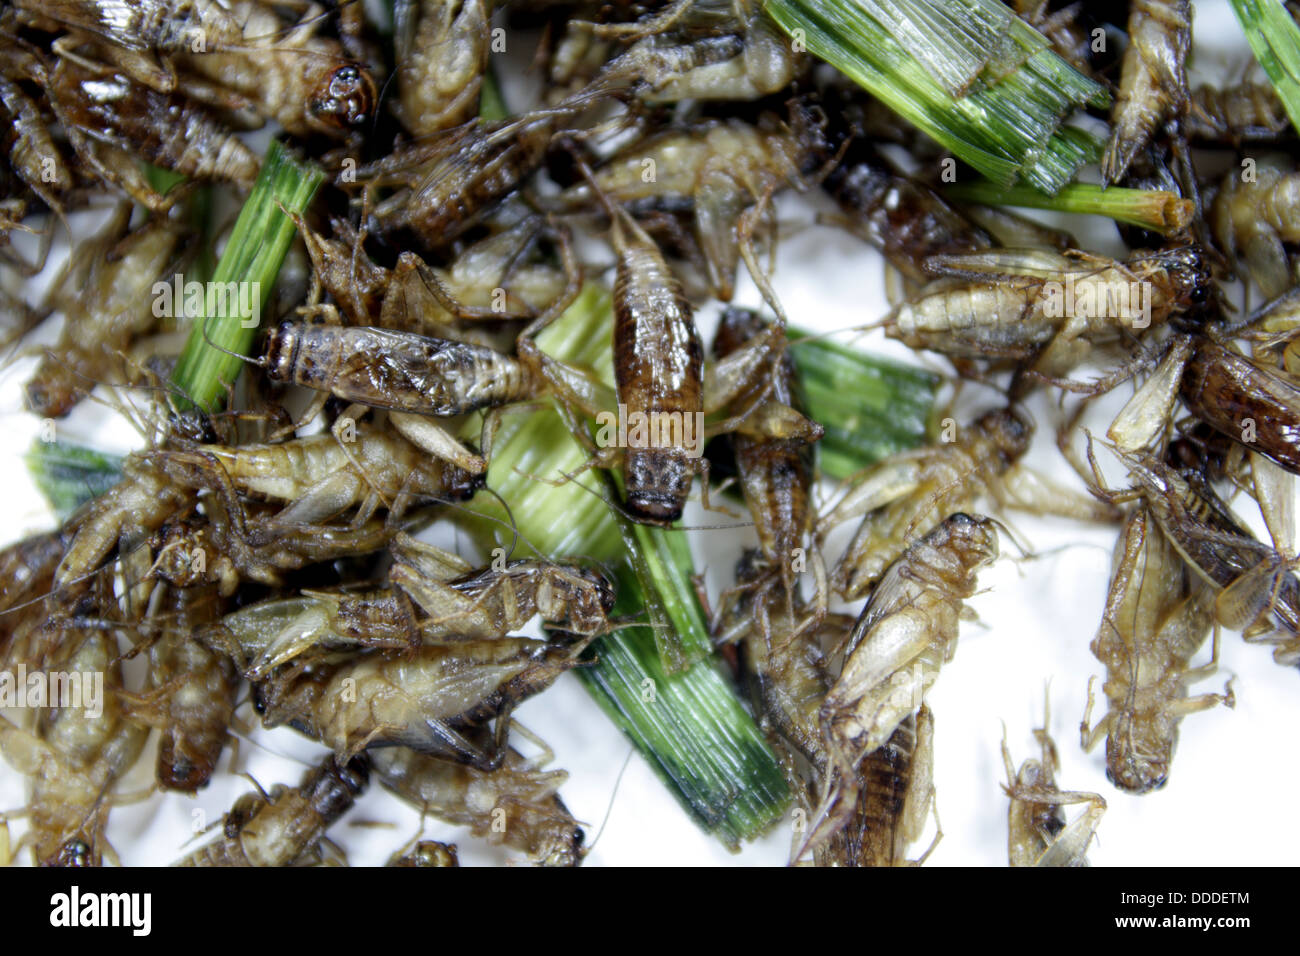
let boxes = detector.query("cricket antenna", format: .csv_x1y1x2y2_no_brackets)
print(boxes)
198,310,268,370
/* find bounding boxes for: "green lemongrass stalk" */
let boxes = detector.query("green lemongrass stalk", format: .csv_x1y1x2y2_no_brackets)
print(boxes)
169,141,322,412
1230,0,1300,133
25,439,124,520
860,0,1015,94
945,180,1194,234
611,475,711,671
464,284,790,846
788,332,939,479
763,0,1107,192
1021,124,1103,193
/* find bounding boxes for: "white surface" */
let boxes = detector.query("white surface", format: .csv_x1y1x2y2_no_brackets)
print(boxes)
2,0,1298,866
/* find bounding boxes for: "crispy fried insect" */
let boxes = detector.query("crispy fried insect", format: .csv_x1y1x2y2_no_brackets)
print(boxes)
254,635,590,767
393,0,487,136
173,755,369,866
55,455,194,593
1180,338,1300,478
121,584,237,792
814,706,938,867
263,323,542,416
294,213,571,348
1187,80,1290,145
205,540,613,678
0,627,148,865
824,408,1107,600
22,0,370,134
26,202,185,417
360,97,596,249
0,530,65,645
822,136,991,283
172,0,376,137
162,421,483,527
389,839,459,866
1211,166,1300,300
9,0,225,91
1101,0,1191,185
0,38,74,213
716,551,829,772
803,513,998,855
530,160,708,525
371,744,584,866
562,110,821,300
1112,449,1300,665
146,499,417,595
47,58,259,209
607,204,705,524
295,215,391,326
1003,710,1105,866
710,315,829,781
711,307,817,589
1081,508,1231,794
596,0,801,103
886,246,1211,378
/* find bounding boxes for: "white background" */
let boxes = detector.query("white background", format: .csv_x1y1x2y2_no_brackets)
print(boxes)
1,0,1297,866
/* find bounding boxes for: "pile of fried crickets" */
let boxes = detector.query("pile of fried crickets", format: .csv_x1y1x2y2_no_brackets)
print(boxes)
1,0,1298,867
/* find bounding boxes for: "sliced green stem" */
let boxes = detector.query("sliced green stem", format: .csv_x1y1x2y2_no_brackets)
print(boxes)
762,0,1107,191
945,180,1194,233
25,439,125,520
788,331,939,479
169,141,323,413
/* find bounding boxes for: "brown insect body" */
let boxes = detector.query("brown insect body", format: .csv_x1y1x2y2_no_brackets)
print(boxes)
1004,718,1104,866
1181,339,1300,477
1123,451,1300,640
1084,508,1226,793
1211,167,1300,300
173,0,375,137
48,58,259,196
0,531,65,645
256,637,587,767
817,707,935,867
828,408,1030,600
390,840,459,866
613,229,704,524
26,204,186,418
1188,81,1290,145
175,756,368,866
804,514,998,856
125,584,237,792
890,247,1211,375
1102,0,1191,185
712,307,812,576
822,139,991,282
263,322,539,416
372,745,584,866
1,627,148,865
367,114,559,249
392,0,488,137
